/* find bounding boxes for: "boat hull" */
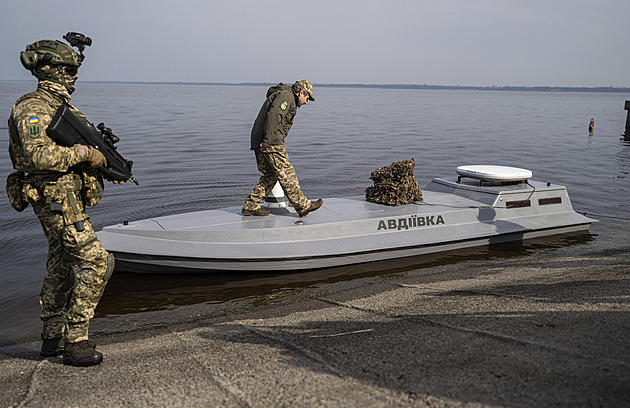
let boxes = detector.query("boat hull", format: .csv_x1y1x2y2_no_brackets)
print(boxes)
97,178,595,273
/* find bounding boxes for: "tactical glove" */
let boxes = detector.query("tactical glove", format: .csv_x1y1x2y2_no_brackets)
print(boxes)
87,147,107,168
75,145,107,168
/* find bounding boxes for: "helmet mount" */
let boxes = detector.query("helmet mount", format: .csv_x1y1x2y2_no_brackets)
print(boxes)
62,32,92,62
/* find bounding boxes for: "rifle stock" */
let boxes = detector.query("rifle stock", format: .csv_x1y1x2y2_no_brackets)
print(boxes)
48,104,138,184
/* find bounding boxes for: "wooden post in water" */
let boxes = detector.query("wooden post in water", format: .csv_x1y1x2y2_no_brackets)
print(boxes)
625,101,630,141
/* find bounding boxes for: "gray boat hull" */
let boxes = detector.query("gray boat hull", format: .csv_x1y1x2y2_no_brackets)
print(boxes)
97,178,595,273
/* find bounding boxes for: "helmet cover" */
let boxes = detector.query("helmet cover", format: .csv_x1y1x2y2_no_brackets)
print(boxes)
20,40,81,71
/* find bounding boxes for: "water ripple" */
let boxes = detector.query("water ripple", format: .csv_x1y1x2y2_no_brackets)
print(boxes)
1,82,628,339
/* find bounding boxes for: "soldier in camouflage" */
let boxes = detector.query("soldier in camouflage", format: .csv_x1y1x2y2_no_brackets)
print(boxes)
7,36,114,367
242,80,323,217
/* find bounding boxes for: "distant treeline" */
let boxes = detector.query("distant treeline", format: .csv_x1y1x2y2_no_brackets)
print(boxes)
5,79,627,93
307,83,630,93
159,82,630,93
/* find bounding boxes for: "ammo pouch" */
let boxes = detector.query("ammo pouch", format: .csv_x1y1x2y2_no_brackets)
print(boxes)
81,170,104,207
6,171,28,212
43,174,87,227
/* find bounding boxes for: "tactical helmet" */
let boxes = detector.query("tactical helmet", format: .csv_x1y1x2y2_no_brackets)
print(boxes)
20,40,81,71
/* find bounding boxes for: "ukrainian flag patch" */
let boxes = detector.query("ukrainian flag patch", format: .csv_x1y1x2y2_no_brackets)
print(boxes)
280,101,288,111
27,117,41,137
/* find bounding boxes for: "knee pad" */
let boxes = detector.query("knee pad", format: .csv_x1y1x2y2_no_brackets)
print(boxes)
104,252,115,281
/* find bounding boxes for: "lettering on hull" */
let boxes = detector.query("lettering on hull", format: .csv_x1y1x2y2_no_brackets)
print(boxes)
377,214,446,231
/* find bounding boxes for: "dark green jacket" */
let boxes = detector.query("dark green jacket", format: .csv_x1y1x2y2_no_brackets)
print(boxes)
250,83,298,150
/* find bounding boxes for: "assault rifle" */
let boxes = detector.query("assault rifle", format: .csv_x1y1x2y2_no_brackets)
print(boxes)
48,104,139,185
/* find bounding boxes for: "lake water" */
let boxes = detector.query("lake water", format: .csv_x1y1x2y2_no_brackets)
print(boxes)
1,81,629,345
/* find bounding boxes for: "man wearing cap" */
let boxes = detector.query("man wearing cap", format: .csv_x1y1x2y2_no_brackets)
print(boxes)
242,80,323,217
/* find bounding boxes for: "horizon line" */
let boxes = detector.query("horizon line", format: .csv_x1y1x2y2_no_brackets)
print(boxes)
2,79,629,92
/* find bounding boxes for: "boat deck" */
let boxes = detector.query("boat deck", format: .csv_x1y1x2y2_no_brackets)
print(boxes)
97,178,594,272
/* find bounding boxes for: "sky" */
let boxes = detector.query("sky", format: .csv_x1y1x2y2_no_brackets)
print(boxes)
1,0,629,87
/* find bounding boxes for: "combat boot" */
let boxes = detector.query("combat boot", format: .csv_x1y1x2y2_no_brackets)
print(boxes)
63,340,103,367
241,207,270,216
40,337,64,357
298,199,323,217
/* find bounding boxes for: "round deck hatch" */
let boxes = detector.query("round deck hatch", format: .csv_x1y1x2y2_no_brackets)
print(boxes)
456,165,533,182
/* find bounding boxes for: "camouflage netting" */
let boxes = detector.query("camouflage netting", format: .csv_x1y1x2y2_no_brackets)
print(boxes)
365,158,422,206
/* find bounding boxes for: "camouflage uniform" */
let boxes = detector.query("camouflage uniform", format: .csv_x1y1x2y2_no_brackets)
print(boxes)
244,144,310,211
243,81,316,213
8,79,112,344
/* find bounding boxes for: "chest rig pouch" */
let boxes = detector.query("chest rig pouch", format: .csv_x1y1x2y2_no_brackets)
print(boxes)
81,169,104,206
43,174,88,230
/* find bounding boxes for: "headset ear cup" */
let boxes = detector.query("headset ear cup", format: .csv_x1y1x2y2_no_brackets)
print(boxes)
20,51,39,69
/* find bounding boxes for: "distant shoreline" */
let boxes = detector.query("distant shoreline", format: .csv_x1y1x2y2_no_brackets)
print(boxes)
2,79,629,93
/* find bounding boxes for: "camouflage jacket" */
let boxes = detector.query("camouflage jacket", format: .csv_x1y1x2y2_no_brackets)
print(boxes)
250,83,298,150
8,80,85,175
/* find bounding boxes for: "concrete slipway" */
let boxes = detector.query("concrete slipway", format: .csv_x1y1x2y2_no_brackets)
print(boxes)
1,245,628,407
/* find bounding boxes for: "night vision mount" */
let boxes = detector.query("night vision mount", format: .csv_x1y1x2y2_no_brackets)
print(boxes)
63,32,92,61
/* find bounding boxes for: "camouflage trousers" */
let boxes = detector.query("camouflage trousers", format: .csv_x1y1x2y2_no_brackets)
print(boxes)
31,196,111,343
243,145,310,212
